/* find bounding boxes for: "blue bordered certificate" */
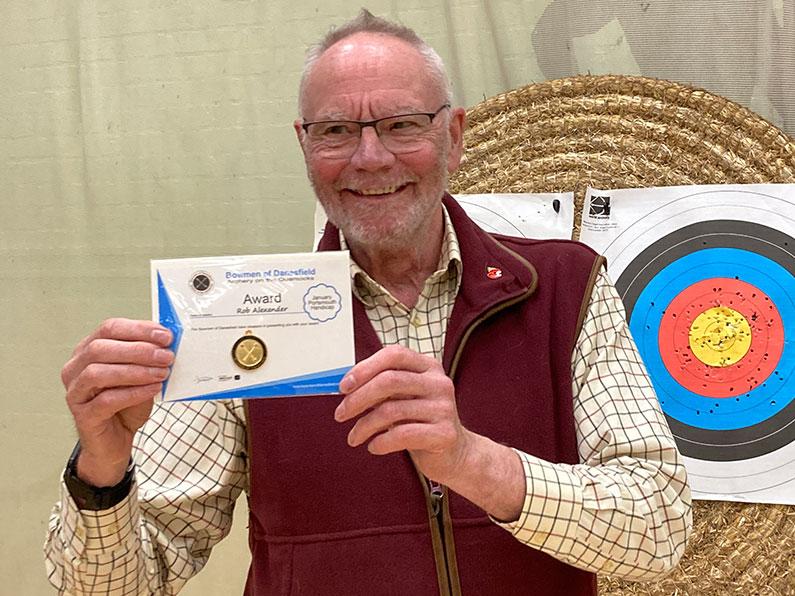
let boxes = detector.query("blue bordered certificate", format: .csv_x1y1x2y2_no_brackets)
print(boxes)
151,251,354,402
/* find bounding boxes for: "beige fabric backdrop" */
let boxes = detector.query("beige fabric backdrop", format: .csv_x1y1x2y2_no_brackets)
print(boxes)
2,1,791,593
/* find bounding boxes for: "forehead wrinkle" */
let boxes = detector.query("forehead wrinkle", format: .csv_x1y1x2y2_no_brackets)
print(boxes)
329,34,418,74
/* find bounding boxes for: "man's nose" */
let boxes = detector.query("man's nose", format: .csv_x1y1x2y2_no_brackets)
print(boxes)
349,126,396,171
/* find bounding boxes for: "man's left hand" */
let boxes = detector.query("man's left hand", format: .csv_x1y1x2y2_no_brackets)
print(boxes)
334,344,473,485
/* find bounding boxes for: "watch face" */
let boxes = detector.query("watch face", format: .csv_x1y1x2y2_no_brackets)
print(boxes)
231,334,267,370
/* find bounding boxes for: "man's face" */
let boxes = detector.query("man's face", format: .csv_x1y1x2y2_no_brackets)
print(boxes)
295,33,465,250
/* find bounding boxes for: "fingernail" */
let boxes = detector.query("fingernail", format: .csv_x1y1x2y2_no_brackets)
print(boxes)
151,329,171,345
149,367,169,378
334,404,345,422
339,374,355,393
154,349,173,364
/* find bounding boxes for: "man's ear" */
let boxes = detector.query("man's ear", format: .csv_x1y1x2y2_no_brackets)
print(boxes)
294,119,308,158
446,107,467,174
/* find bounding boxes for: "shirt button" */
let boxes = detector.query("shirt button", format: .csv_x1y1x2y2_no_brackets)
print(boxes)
411,315,423,328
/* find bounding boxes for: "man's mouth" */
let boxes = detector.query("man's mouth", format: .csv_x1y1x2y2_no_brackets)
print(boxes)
345,183,410,197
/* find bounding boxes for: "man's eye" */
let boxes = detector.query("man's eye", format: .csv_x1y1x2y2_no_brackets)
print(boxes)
319,123,355,136
388,119,422,131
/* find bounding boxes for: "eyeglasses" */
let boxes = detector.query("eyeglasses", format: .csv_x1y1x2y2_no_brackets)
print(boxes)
301,104,451,158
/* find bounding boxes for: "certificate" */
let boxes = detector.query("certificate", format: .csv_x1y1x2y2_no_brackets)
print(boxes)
151,251,354,402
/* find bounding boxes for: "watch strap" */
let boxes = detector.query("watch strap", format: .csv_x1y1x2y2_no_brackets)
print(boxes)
63,441,135,511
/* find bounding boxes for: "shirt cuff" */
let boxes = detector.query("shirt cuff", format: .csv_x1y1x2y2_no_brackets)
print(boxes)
59,474,139,560
492,449,583,554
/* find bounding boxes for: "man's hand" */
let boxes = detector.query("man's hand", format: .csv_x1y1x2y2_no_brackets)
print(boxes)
61,318,174,487
334,345,472,485
334,344,526,521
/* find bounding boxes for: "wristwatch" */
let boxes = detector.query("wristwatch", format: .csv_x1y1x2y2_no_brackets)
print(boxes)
63,442,135,511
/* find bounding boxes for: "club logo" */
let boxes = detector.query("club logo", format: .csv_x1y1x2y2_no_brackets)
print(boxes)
190,271,213,293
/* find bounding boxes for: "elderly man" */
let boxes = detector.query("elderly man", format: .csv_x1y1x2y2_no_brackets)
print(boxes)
45,10,691,596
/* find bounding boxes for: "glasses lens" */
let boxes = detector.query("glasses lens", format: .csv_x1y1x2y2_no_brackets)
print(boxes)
306,121,359,151
378,114,432,135
377,114,432,153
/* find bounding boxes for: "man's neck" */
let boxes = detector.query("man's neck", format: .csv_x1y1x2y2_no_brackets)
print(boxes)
347,208,445,309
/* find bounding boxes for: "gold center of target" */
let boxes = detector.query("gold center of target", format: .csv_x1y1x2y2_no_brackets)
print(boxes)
688,306,751,367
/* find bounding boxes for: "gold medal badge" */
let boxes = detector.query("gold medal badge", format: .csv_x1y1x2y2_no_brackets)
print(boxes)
231,331,267,370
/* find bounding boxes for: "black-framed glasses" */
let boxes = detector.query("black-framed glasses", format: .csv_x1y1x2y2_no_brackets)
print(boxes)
301,104,451,158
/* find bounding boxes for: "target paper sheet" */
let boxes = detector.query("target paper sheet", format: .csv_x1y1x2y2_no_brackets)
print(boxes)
451,192,574,239
313,192,575,248
580,184,795,505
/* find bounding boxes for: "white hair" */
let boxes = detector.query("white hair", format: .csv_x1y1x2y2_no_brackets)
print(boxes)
298,9,453,115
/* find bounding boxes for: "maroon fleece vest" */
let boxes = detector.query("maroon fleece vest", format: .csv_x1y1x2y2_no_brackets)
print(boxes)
244,195,601,595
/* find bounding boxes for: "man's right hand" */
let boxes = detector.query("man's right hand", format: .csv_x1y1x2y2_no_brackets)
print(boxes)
61,318,174,487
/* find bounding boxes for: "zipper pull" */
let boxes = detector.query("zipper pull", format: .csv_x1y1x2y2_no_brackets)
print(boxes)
429,480,444,517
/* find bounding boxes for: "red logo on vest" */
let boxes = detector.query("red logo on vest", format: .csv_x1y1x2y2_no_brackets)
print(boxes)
486,266,503,279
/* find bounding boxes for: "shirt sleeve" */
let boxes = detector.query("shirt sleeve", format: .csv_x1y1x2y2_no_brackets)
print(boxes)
495,267,693,580
44,398,248,595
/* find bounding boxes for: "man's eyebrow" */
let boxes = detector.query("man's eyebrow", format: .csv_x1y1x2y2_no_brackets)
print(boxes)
388,107,427,116
310,111,349,121
308,107,428,121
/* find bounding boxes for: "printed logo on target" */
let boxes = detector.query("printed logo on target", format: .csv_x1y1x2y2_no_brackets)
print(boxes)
589,195,611,218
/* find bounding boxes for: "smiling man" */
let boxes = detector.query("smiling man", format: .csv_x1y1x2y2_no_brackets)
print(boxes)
45,10,691,595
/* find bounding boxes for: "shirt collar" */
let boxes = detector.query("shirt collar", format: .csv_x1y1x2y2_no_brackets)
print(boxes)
340,205,463,307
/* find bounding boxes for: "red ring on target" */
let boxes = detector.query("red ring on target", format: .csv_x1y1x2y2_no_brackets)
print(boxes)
658,277,784,398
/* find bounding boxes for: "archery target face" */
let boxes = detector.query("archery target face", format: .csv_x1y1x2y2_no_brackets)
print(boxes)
583,186,795,503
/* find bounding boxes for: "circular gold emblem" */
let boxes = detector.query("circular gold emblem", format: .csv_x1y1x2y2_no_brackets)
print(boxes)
231,332,267,370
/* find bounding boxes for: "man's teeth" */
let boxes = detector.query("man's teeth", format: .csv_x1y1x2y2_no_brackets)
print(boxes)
358,185,401,195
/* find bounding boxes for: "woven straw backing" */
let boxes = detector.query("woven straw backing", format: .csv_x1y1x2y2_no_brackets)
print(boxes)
448,75,795,595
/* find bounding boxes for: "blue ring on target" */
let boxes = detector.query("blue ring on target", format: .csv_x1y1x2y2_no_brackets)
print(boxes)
630,247,794,430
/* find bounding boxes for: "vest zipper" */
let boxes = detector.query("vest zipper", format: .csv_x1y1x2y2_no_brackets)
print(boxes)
429,480,444,516
425,478,455,596
426,262,537,596
429,479,451,593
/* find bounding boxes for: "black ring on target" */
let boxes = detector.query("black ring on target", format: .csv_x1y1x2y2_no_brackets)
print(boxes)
615,220,795,461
